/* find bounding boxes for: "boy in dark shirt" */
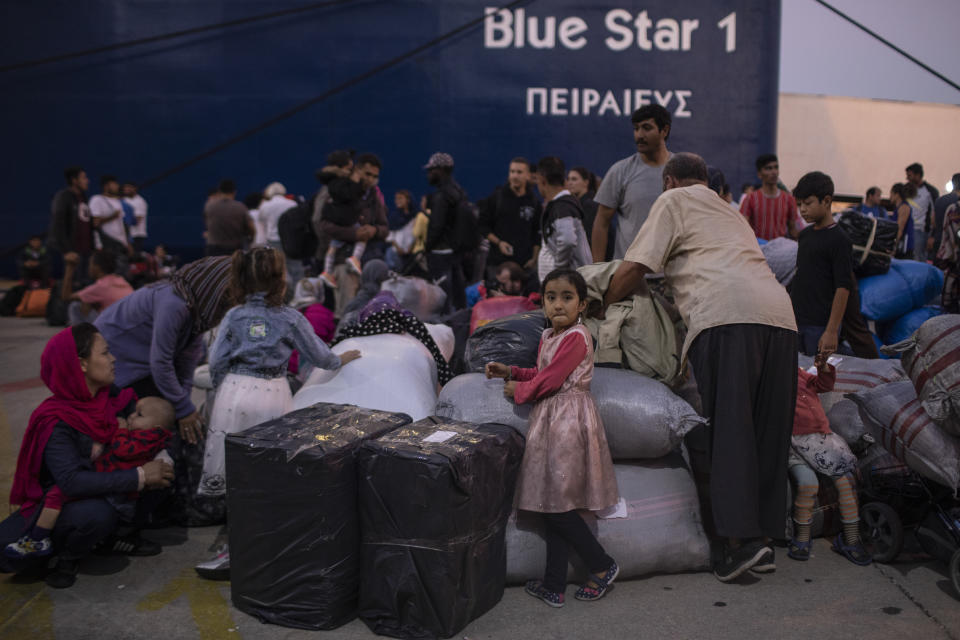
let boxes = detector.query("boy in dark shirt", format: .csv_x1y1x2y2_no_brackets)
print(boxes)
790,171,857,357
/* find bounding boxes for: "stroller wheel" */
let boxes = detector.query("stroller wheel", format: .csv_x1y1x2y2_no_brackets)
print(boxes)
950,549,960,600
860,502,904,563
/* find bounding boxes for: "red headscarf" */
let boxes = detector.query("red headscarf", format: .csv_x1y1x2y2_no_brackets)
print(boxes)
9,327,135,516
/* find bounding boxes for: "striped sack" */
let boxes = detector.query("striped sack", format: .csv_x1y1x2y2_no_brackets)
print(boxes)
806,354,907,414
883,314,960,435
848,381,960,490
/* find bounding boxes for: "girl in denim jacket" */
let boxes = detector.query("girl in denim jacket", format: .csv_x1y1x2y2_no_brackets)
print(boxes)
198,248,360,497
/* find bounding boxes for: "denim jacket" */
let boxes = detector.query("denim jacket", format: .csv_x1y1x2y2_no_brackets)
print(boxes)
209,293,341,387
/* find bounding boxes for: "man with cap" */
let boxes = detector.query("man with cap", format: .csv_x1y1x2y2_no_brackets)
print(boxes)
424,152,471,311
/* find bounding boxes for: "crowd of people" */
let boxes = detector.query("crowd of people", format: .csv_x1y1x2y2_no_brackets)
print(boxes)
2,102,958,608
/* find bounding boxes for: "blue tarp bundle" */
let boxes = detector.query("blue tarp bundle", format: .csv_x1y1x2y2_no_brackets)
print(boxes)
880,306,942,346
859,259,942,322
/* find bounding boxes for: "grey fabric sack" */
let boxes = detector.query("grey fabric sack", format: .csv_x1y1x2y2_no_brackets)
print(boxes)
826,399,868,447
504,456,711,583
848,381,960,489
806,354,906,414
761,237,798,287
379,275,447,321
435,370,706,460
435,373,531,432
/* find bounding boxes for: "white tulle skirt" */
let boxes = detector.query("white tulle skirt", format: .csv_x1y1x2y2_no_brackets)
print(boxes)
197,373,292,496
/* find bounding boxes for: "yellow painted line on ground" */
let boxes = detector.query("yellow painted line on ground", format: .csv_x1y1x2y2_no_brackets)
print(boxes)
138,568,237,639
0,364,53,640
0,581,54,639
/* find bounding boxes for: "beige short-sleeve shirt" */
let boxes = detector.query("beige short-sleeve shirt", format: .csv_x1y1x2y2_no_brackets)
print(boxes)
624,184,797,364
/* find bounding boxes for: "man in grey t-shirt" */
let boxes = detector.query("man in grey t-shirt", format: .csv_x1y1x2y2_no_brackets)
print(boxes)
592,104,672,261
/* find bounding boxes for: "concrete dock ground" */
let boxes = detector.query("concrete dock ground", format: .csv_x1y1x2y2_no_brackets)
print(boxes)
1,315,958,640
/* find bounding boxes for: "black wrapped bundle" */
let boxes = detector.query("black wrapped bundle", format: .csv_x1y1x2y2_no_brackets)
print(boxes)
357,417,525,639
225,403,411,630
838,209,898,277
464,310,547,373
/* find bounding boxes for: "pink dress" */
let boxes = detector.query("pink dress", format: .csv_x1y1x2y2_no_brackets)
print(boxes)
511,324,619,513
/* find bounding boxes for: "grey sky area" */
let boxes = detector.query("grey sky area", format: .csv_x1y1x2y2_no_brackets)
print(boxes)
780,0,960,105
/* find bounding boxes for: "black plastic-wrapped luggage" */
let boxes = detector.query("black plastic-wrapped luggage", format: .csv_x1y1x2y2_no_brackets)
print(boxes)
838,209,898,277
225,403,411,630
463,310,547,373
357,417,525,639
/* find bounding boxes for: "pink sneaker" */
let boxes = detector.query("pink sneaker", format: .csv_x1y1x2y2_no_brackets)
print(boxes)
319,271,338,289
346,256,362,275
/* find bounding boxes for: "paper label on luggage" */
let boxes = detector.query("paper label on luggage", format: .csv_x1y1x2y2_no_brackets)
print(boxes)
595,497,628,519
423,430,457,444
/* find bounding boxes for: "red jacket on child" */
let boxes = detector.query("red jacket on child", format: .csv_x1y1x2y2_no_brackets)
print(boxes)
793,364,836,436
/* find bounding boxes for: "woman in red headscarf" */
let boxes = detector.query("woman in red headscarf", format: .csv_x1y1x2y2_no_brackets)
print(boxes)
0,323,174,588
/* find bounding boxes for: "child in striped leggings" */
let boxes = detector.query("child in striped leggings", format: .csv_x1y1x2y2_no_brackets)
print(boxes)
787,355,871,565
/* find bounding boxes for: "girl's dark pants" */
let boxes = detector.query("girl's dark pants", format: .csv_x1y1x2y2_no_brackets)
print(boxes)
541,510,613,593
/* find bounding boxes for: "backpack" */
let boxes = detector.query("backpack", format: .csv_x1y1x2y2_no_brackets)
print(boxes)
16,287,51,317
450,193,481,253
0,284,26,316
45,283,68,326
278,201,319,260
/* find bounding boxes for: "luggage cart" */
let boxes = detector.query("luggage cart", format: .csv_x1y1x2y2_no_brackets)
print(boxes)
858,454,960,597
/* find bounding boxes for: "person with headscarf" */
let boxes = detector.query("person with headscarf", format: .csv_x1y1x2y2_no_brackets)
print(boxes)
338,259,390,328
95,256,233,444
0,324,174,588
334,290,454,385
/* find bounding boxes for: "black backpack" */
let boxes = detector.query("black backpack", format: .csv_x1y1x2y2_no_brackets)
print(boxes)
45,282,68,326
0,284,26,316
278,200,318,260
450,191,481,253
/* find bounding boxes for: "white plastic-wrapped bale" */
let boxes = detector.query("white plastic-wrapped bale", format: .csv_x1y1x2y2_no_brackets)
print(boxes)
505,456,710,583
379,275,446,321
761,237,798,286
883,314,960,435
435,370,706,459
294,334,438,421
424,322,454,363
848,381,960,490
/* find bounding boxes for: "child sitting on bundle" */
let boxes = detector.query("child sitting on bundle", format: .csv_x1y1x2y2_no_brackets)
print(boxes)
787,353,871,566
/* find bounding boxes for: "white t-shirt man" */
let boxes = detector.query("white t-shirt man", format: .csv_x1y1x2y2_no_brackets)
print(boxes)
911,184,934,231
124,194,148,238
248,208,267,246
89,194,128,248
259,194,298,245
594,152,672,259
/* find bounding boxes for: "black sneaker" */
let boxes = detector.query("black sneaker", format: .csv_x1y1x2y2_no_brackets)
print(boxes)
45,558,79,589
95,533,162,557
714,540,768,582
750,546,776,573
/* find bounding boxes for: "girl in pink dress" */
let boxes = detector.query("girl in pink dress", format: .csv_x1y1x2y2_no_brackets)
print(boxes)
486,268,619,608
